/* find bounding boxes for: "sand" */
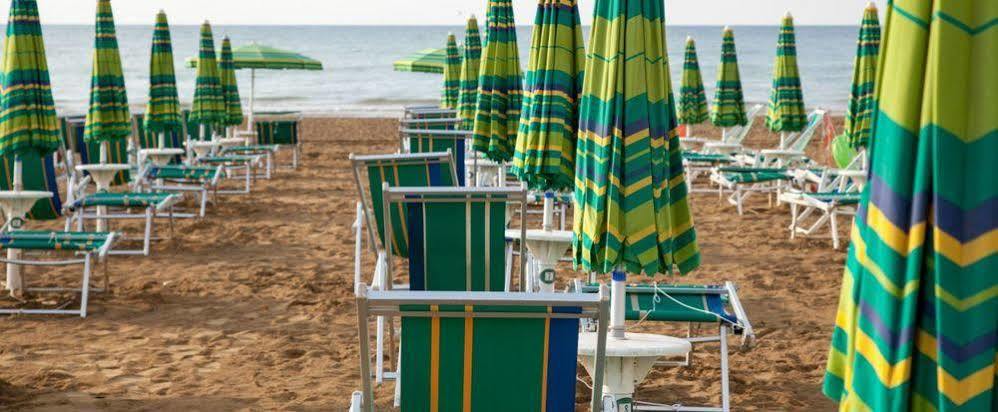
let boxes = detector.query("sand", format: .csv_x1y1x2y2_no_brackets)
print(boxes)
0,117,841,411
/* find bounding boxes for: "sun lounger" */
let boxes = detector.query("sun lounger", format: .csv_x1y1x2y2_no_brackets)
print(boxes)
683,104,763,192
138,164,225,218
779,162,866,249
710,166,793,215
196,154,264,195
402,105,457,120
221,144,280,179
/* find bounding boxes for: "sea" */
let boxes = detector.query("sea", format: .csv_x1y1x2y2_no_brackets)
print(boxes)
36,25,860,118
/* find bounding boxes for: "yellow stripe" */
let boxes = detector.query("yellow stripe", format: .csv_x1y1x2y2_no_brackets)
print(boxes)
865,203,925,256
463,305,473,412
540,308,551,412
934,227,998,267
431,305,440,412
936,283,998,312
850,226,920,298
917,330,997,405
853,326,911,388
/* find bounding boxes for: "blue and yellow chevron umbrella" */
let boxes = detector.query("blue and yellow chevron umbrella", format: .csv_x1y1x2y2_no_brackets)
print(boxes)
512,0,585,192
457,16,482,130
143,10,182,136
574,0,699,276
843,4,880,149
823,1,998,410
764,13,807,134
677,36,708,127
0,0,60,158
471,0,523,162
189,21,224,129
219,36,244,128
83,0,130,145
711,27,747,128
440,33,461,109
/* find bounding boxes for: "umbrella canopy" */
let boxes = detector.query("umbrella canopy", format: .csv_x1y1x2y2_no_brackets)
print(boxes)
186,43,323,71
0,0,60,158
189,21,225,128
83,0,130,145
392,48,447,74
143,10,182,135
677,36,708,125
710,27,747,128
511,0,585,192
471,0,523,162
457,16,483,130
219,37,244,127
574,0,700,276
823,1,997,411
843,5,880,149
764,13,807,133
440,33,461,109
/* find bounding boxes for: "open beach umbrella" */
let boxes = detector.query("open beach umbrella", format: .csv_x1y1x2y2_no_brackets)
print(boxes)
512,0,585,193
710,27,747,129
84,0,130,152
677,36,708,134
219,37,244,130
440,33,461,109
471,0,523,162
457,16,482,130
822,1,997,411
143,10,182,144
764,13,807,138
843,4,880,149
189,21,225,136
392,48,446,74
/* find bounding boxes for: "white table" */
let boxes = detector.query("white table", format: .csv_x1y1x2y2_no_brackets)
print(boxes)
139,148,185,166
578,332,692,409
190,141,220,159
75,164,130,232
504,228,572,292
216,137,245,149
0,190,54,293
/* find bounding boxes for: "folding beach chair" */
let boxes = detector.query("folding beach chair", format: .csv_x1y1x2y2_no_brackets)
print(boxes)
136,164,225,218
253,112,302,169
574,281,754,412
398,127,471,186
735,109,827,168
402,105,457,120
221,144,279,179
683,104,763,192
350,287,610,412
779,163,866,249
700,103,765,154
195,153,264,195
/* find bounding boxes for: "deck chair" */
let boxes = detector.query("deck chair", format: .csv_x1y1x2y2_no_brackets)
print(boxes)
683,104,763,192
398,127,471,186
699,103,764,154
779,161,866,249
254,112,302,169
350,287,610,412
574,281,754,412
133,113,184,165
736,109,827,168
403,105,457,120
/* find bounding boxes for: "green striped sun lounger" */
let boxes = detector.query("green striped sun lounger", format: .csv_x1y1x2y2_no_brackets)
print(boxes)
196,154,264,195
710,167,793,215
781,190,862,250
140,165,225,218
66,191,181,256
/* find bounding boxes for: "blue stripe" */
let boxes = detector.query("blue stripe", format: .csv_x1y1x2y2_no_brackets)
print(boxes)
546,306,581,410
706,294,738,324
407,202,425,291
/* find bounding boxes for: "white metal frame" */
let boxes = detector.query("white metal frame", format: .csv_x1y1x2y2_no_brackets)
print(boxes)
136,164,225,218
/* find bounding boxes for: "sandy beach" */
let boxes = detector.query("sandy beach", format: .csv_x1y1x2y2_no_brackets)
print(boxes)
0,116,842,411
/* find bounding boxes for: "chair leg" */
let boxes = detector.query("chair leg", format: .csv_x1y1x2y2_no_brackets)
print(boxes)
143,208,154,256
80,254,92,318
720,324,731,412
830,210,841,249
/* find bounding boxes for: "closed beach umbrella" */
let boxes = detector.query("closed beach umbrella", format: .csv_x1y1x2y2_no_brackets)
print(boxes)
219,37,244,130
189,21,225,136
471,0,523,162
512,0,585,193
143,10,182,145
711,27,747,129
677,36,708,134
440,33,460,109
84,0,130,153
457,16,482,130
823,1,998,411
843,4,880,149
764,13,807,138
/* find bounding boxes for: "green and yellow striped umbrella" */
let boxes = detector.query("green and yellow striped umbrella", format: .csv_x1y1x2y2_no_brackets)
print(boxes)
574,0,699,276
219,36,243,127
471,0,523,162
440,33,461,109
843,4,880,149
711,27,747,128
457,16,482,130
189,21,224,129
512,0,585,191
677,36,708,126
83,0,130,145
764,13,807,133
143,10,182,135
0,0,60,158
823,1,998,411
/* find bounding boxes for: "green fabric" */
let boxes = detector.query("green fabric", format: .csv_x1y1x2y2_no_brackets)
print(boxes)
0,230,112,251
182,109,219,141
677,37,708,125
198,155,258,164
254,118,298,145
579,283,728,323
806,192,860,205
0,151,60,220
415,198,506,292
457,17,483,130
393,48,447,74
823,2,998,410
723,171,788,184
512,0,585,192
440,34,461,109
764,15,807,133
189,22,224,128
72,192,172,208
406,130,462,157
219,37,244,127
187,43,322,71
574,0,700,276
683,152,734,163
83,0,130,145
0,0,61,158
831,133,858,169
844,6,881,149
150,165,220,181
134,113,181,150
143,10,182,135
710,28,747,128
471,0,523,162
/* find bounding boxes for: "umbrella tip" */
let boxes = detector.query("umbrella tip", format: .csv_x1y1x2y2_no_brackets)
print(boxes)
785,11,793,19
470,14,476,19
686,35,693,41
723,25,731,32
866,1,877,10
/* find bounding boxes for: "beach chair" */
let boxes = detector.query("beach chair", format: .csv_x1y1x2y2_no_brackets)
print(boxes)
735,109,827,168
221,144,279,179
195,153,265,195
136,164,225,218
683,104,763,192
779,160,867,249
700,104,765,154
398,127,471,186
574,280,754,412
350,286,610,412
253,111,302,169
402,105,457,120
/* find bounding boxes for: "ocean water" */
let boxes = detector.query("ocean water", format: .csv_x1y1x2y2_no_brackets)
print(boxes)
34,25,859,118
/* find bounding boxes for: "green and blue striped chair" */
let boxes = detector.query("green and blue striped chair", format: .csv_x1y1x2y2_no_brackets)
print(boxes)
253,111,302,169
399,127,471,186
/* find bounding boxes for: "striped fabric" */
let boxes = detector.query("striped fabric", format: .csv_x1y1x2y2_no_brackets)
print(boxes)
471,0,523,162
83,0,130,145
1,230,112,251
823,1,998,411
457,17,482,130
512,0,585,192
440,34,461,109
0,0,61,158
189,21,224,128
711,27,747,128
393,48,447,74
765,14,807,133
844,5,880,149
219,37,244,127
186,43,323,71
574,0,700,276
143,11,182,135
677,37,708,125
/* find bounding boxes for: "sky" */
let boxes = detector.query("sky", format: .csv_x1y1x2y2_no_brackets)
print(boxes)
4,0,886,26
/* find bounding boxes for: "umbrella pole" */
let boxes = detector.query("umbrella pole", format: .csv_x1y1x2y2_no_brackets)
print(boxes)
247,69,256,133
158,132,166,149
610,269,627,339
780,132,786,149
542,192,554,231
96,142,109,232
6,156,24,295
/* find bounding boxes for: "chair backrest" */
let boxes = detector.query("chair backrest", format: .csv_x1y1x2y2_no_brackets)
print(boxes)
403,105,457,120
254,112,302,145
354,288,609,412
383,186,527,292
399,128,471,186
725,103,764,144
784,109,826,151
351,152,459,257
80,137,131,187
0,151,64,220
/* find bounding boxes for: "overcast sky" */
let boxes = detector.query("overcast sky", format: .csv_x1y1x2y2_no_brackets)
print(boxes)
4,0,885,26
